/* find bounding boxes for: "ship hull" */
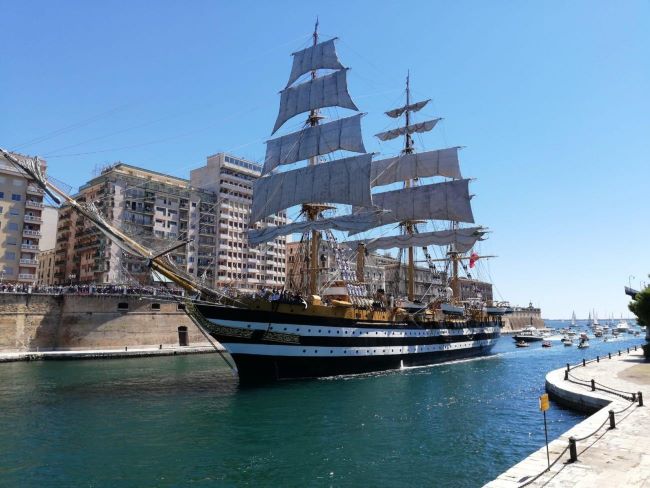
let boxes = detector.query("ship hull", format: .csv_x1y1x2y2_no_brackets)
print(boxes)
194,303,500,382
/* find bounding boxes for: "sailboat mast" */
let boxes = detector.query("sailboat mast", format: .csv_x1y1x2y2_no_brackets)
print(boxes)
403,72,415,301
307,18,321,297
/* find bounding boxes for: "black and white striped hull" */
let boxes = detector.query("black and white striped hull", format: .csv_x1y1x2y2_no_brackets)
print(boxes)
195,304,500,382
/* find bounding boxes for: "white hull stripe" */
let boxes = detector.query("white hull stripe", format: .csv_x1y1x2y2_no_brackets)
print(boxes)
223,338,499,357
208,318,498,338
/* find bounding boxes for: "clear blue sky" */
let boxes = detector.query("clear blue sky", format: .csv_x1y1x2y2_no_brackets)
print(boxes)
2,1,648,318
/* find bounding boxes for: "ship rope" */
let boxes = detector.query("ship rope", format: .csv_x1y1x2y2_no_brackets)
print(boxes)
322,229,369,307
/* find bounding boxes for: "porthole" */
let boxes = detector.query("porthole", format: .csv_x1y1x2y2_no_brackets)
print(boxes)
330,350,333,354
303,349,306,353
318,329,321,333
314,350,318,353
283,327,287,331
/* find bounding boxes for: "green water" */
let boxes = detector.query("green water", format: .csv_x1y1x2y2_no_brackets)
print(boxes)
0,332,644,487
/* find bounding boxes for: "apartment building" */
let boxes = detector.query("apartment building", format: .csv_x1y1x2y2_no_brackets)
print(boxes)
190,153,287,292
54,153,286,292
0,152,46,285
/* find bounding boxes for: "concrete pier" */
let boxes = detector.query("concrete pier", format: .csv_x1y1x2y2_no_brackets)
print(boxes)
486,347,649,487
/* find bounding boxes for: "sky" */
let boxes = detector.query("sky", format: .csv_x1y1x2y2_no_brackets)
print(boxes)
2,1,649,318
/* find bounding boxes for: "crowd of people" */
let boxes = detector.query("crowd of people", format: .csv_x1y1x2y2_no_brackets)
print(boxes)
0,283,186,297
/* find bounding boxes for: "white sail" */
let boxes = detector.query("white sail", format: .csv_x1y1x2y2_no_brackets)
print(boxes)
385,99,430,118
250,153,373,223
248,211,384,246
273,69,358,134
371,147,462,187
346,227,485,253
263,114,366,175
374,118,441,142
348,179,475,234
286,38,344,88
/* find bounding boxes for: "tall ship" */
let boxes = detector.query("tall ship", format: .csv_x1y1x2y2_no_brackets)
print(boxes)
1,25,503,382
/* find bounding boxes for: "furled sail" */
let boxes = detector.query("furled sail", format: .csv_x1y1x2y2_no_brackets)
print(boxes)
286,38,344,88
371,147,462,187
273,69,358,134
374,118,441,142
385,99,430,118
348,179,475,235
263,114,365,175
250,153,373,223
346,227,486,253
248,211,384,246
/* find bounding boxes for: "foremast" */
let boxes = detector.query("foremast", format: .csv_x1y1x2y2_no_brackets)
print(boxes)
248,22,373,303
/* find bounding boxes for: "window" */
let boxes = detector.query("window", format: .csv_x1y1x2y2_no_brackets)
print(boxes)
6,237,16,246
12,179,22,187
11,194,20,202
117,302,129,310
7,222,18,231
0,192,4,198
5,252,15,260
9,209,19,216
151,303,161,311
3,267,13,276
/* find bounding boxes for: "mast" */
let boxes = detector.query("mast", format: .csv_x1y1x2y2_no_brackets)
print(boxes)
306,18,321,297
403,72,415,301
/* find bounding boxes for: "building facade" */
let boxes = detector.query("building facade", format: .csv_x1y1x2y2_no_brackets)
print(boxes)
0,152,46,285
53,153,286,292
36,248,56,286
190,153,287,292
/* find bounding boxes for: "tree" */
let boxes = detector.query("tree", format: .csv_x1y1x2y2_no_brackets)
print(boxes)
629,282,650,359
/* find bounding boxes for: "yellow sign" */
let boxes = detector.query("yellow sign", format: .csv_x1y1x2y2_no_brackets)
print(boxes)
539,393,550,412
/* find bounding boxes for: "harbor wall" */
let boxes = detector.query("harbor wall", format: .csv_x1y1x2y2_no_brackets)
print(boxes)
0,294,210,352
501,306,545,332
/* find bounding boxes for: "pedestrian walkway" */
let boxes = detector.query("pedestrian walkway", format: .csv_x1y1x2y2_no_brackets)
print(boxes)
0,344,222,362
485,348,649,487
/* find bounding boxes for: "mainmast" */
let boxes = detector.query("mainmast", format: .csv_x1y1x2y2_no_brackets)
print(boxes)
403,73,416,301
305,18,322,297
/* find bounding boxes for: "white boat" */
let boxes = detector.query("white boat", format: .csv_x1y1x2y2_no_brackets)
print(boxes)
562,336,573,346
577,337,590,349
615,320,630,334
571,311,576,327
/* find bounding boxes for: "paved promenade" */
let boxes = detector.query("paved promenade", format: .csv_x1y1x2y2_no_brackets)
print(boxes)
0,344,223,362
486,347,649,487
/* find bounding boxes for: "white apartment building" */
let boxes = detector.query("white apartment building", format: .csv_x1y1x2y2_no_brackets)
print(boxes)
0,152,46,285
190,153,287,292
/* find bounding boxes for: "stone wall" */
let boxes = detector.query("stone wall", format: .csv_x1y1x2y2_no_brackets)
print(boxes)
0,294,210,352
502,308,545,332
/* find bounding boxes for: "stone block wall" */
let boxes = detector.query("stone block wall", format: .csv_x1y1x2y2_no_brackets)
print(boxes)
0,294,210,352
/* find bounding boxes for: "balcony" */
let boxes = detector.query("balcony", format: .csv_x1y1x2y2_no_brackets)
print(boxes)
23,229,41,237
25,200,44,209
17,273,36,281
26,185,45,195
19,259,38,266
21,243,39,250
24,214,42,223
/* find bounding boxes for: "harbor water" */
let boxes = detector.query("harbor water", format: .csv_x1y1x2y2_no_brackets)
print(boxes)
0,322,644,487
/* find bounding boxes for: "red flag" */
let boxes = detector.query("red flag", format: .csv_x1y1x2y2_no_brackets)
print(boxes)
469,252,479,269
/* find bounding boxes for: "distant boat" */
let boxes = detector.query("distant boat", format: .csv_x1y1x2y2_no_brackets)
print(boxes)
615,320,630,334
562,336,573,346
516,340,530,348
571,311,576,327
542,341,552,348
577,337,590,349
593,310,599,326
512,327,544,342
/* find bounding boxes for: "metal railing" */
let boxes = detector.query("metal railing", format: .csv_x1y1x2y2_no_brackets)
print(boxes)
518,347,645,487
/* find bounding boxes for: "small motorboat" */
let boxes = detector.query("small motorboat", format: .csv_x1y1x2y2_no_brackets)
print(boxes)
562,336,573,346
516,340,530,348
577,338,590,349
542,341,552,348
